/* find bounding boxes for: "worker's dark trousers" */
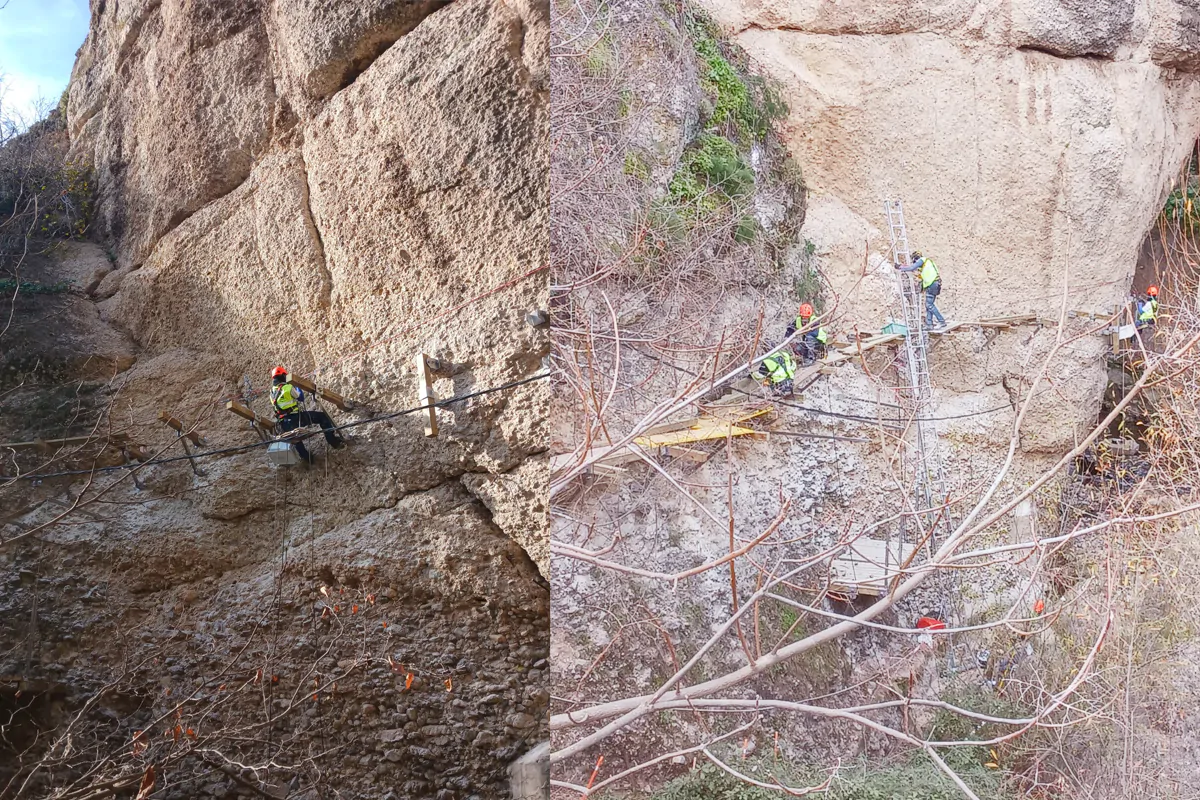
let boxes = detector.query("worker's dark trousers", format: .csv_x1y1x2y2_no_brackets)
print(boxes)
797,335,826,365
925,280,946,327
1136,321,1157,353
279,411,343,462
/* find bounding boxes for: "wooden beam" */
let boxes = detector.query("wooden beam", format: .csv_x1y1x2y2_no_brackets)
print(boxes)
225,400,276,433
158,412,205,447
640,419,697,437
285,373,354,411
663,446,709,463
124,444,150,462
415,353,438,438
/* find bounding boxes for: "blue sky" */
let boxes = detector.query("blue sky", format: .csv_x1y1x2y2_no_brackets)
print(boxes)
0,0,90,123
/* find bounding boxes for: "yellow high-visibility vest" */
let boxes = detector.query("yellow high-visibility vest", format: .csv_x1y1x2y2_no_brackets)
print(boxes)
761,352,796,384
795,317,830,344
919,258,940,289
271,383,300,414
1139,298,1158,323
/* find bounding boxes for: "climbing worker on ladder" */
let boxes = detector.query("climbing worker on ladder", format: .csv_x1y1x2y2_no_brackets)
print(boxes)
753,349,797,397
270,366,345,463
786,302,829,366
897,250,946,329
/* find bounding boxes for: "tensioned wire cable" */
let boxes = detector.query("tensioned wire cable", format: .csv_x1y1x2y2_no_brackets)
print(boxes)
621,343,1020,426
1,372,549,482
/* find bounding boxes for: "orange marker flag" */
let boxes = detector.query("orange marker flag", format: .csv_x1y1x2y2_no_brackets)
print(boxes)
445,678,453,692
586,755,604,790
405,673,414,691
1033,599,1045,615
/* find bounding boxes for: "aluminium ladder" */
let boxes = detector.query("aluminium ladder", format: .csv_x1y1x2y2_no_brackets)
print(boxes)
883,199,952,549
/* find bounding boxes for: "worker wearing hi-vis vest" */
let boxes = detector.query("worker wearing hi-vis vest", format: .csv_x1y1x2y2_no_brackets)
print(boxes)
1136,285,1159,329
786,302,830,366
270,366,345,463
897,250,947,329
753,349,796,397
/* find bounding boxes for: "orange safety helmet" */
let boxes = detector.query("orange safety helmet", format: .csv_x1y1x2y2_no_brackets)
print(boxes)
798,302,814,319
271,366,287,379
1147,285,1159,297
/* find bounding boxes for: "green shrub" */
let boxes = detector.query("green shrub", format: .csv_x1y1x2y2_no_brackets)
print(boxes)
1164,180,1200,231
0,278,73,295
734,215,758,244
668,134,754,209
685,10,788,141
623,151,651,181
793,239,823,310
584,34,615,76
645,201,692,245
617,88,636,118
687,135,754,197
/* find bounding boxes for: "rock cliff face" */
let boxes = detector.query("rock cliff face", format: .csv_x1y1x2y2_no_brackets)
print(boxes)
699,0,1200,449
1,1,548,798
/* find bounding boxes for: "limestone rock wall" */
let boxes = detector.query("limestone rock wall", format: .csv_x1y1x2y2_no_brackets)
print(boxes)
0,1,549,797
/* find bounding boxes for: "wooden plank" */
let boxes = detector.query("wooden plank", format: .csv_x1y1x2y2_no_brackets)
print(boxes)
702,406,772,425
976,314,1036,325
663,446,709,463
631,421,758,449
225,400,276,433
594,450,645,467
125,444,151,462
415,353,438,438
159,412,205,446
640,419,697,437
286,373,354,411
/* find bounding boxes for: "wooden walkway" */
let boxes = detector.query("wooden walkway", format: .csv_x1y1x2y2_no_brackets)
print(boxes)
552,314,1051,483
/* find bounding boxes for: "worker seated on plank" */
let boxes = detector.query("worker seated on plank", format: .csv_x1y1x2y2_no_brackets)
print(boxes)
752,349,796,397
896,249,946,330
786,302,829,366
270,366,345,463
1136,284,1159,330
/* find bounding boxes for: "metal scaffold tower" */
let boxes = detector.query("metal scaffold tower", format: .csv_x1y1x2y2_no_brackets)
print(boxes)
884,199,952,550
